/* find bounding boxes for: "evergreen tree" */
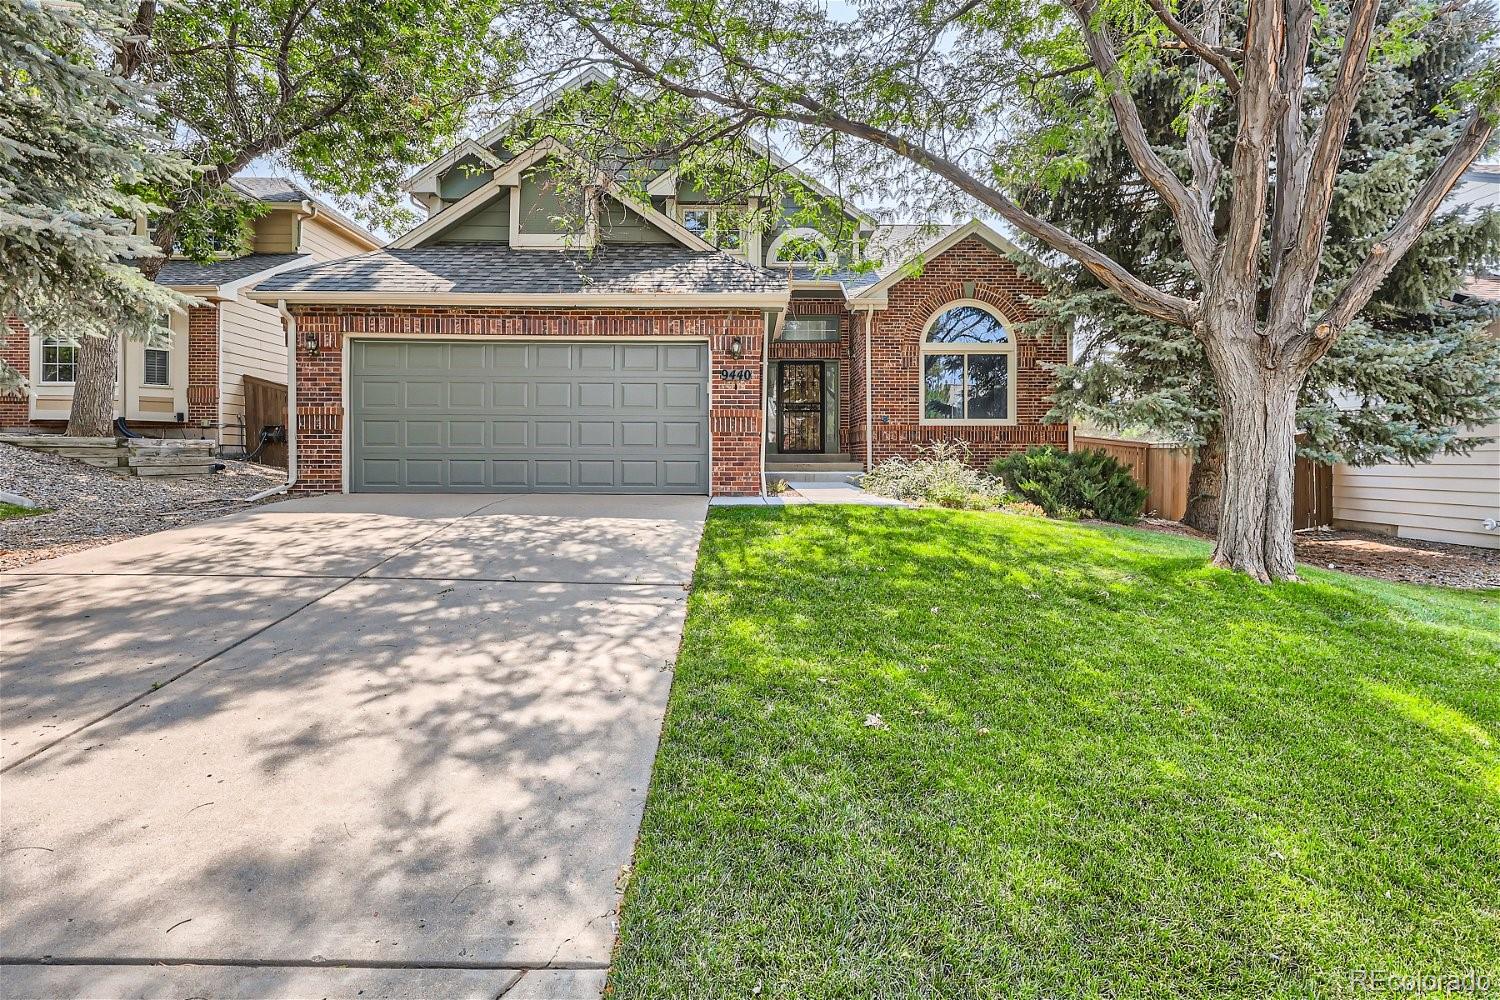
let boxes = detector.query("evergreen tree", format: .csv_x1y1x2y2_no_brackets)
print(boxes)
57,0,520,437
0,0,186,401
1020,3,1500,532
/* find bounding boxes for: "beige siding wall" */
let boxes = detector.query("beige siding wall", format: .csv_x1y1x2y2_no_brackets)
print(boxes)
252,211,298,253
1333,424,1500,549
298,214,372,259
218,295,287,448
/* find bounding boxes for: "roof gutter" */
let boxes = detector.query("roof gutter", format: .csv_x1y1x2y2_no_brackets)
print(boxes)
243,290,791,309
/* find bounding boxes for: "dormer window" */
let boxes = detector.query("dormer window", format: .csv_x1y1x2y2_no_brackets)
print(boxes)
677,205,747,256
766,228,835,267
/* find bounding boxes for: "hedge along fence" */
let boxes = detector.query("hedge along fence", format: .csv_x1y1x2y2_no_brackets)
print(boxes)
1074,436,1190,520
1074,434,1333,528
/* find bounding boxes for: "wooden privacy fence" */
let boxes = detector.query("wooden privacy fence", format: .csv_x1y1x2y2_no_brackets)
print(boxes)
1073,434,1332,527
1074,435,1191,520
243,375,289,469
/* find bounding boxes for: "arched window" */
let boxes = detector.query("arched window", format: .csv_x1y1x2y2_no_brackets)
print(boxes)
766,227,834,267
920,301,1016,423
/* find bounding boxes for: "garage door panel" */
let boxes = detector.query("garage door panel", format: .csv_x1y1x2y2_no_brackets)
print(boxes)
578,344,616,368
447,381,485,408
407,344,447,369
578,422,614,447
492,420,528,446
350,340,710,494
535,345,573,369
493,382,528,407
406,421,444,447
450,420,486,447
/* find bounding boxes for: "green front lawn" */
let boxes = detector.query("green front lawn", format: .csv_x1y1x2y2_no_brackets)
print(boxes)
611,507,1499,999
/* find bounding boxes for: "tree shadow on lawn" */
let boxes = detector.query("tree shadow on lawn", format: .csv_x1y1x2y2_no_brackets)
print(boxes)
612,505,1499,1000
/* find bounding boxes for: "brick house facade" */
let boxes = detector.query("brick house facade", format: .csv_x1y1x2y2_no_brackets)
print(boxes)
287,306,766,495
242,218,1067,498
854,235,1069,466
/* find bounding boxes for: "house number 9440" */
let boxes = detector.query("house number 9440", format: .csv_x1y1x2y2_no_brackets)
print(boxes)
717,368,755,381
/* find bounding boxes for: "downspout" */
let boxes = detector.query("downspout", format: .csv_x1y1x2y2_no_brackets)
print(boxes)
862,305,875,472
235,300,298,502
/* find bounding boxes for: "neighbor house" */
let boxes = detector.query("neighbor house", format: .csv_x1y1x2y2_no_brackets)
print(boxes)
0,178,380,451
1330,273,1500,549
240,73,1067,496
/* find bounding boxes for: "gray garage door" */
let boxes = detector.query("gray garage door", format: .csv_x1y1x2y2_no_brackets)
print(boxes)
349,339,710,493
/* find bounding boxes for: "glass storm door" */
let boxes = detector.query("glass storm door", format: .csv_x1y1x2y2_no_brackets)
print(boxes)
778,361,824,453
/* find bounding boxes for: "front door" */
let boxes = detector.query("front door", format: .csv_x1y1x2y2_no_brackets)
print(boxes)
778,361,824,453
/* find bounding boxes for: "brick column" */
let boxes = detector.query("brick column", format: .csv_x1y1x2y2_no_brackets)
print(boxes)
1,316,31,428
186,304,220,431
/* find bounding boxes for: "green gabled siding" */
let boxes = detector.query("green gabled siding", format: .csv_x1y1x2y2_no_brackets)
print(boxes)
435,191,510,243
437,153,496,201
597,199,675,244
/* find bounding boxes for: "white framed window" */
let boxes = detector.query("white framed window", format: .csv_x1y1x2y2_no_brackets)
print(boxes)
919,301,1017,424
40,337,77,384
143,347,171,386
677,205,747,255
777,315,840,342
766,227,835,267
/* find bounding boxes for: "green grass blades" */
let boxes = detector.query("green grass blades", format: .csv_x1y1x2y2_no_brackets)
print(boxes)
610,506,1499,1000
0,502,48,520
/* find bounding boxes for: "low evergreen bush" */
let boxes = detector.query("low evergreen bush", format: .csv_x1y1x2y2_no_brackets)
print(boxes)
990,446,1148,523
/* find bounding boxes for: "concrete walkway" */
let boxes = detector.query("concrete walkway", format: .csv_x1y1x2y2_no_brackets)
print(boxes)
0,493,707,999
711,481,907,507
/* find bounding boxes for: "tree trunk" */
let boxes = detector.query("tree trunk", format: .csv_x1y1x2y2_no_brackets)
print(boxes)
1203,336,1304,582
64,334,119,438
1183,425,1224,535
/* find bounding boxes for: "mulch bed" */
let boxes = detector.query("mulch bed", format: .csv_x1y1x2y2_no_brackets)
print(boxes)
1135,517,1500,589
0,442,286,571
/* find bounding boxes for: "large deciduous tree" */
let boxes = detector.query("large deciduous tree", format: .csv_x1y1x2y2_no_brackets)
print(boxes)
521,0,1500,581
1,0,186,406
61,0,518,437
1018,5,1500,534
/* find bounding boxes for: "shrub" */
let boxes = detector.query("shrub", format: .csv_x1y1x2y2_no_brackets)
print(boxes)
861,441,1009,508
990,446,1148,524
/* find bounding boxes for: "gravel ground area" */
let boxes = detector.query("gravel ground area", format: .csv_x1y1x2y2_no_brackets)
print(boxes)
1136,517,1500,589
0,442,286,570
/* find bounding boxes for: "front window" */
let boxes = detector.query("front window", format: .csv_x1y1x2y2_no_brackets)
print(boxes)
920,303,1015,423
778,315,840,342
677,205,747,255
41,337,77,384
143,347,170,386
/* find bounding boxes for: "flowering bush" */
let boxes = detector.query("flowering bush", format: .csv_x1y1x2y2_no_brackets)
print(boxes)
860,441,1010,509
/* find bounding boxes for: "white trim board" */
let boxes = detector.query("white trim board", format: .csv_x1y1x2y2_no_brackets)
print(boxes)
389,136,716,252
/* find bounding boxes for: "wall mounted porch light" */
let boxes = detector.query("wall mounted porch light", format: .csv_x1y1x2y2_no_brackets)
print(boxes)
304,330,319,355
728,336,745,358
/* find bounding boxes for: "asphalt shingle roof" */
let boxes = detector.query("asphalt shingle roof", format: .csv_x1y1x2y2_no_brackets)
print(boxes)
228,176,380,247
254,243,789,296
157,253,308,288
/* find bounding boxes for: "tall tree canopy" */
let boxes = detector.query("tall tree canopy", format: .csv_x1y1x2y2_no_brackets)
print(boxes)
0,0,185,398
1019,2,1500,532
59,0,519,437
517,0,1500,580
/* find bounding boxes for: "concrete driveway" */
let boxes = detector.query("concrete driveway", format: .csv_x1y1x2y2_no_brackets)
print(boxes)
0,493,707,999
